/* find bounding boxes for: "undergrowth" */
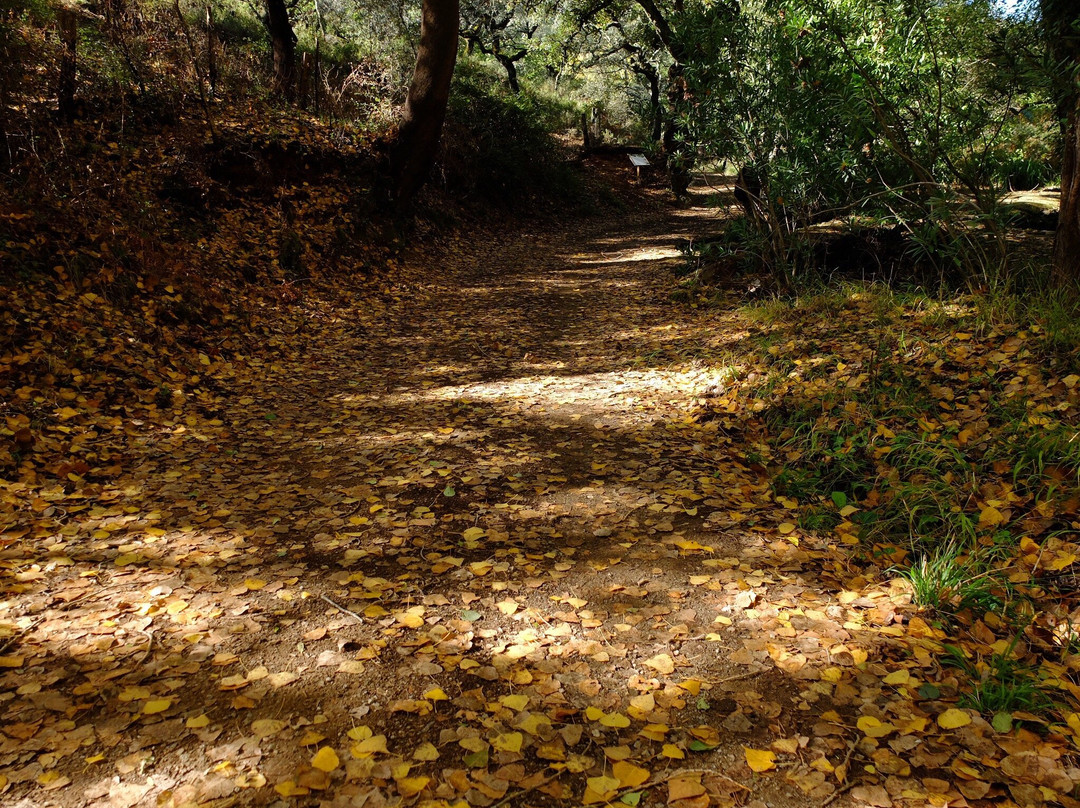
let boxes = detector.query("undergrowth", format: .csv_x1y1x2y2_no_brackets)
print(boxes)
711,279,1080,722
441,62,585,211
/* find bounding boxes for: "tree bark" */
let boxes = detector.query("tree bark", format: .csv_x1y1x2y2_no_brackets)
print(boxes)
496,53,520,92
58,8,77,120
663,62,691,195
632,0,693,193
647,67,662,144
390,0,459,210
206,4,217,97
266,0,296,102
1056,104,1080,284
1042,0,1080,284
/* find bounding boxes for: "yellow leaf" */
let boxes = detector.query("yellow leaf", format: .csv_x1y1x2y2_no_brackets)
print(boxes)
500,694,530,711
397,776,429,797
311,746,340,772
585,776,620,801
397,612,425,628
459,737,488,752
186,714,211,729
351,735,389,757
423,687,449,701
938,708,972,729
0,655,23,668
244,578,266,591
811,756,835,773
413,742,440,761
778,522,796,535
680,678,703,696
492,732,523,752
143,699,172,715
585,706,606,721
518,713,553,735
347,726,373,741
1049,553,1077,571
668,776,706,801
268,671,298,688
638,723,669,742
745,747,777,772
662,743,685,759
856,716,896,738
772,738,800,754
883,669,910,685
978,506,1004,527
644,653,675,675
252,719,287,738
390,699,433,716
274,780,309,797
599,712,631,728
690,726,720,745
612,760,650,788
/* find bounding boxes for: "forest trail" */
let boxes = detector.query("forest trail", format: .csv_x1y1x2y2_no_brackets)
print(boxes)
3,187,975,808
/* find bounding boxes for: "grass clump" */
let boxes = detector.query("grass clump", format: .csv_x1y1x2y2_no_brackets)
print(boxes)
894,542,1005,618
945,641,1055,719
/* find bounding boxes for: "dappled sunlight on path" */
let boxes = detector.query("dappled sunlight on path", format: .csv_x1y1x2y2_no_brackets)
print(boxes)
0,193,933,808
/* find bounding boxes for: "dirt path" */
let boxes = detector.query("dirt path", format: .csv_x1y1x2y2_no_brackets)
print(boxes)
4,192,890,808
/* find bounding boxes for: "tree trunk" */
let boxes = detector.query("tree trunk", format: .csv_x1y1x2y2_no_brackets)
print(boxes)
206,4,217,98
1055,103,1080,284
390,0,459,210
58,8,77,120
663,63,691,195
266,0,295,102
497,54,519,93
647,68,662,144
1042,0,1080,284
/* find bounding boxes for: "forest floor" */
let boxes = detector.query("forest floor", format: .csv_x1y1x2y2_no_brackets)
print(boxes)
2,167,1080,808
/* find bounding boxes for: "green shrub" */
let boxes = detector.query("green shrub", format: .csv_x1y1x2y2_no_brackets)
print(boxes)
440,62,584,210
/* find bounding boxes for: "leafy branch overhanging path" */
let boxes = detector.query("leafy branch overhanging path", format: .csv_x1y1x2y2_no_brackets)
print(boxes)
1,194,1076,808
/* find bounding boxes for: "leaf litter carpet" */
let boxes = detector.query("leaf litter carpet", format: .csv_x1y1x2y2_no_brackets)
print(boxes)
2,200,1077,808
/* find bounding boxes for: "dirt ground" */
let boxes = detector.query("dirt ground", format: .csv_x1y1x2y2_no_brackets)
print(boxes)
0,180,1008,808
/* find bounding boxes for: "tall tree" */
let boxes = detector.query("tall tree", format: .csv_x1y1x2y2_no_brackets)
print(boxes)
391,0,460,208
460,0,538,92
1042,0,1080,284
266,0,296,101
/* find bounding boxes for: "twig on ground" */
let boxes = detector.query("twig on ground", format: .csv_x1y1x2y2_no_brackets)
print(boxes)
0,617,43,655
137,629,155,664
711,668,766,685
490,770,563,808
821,742,859,807
320,594,365,622
603,768,751,805
822,781,856,807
